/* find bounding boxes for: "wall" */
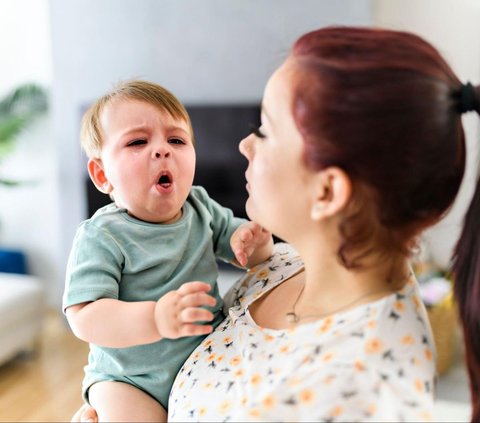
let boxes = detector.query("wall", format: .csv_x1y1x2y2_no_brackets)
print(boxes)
373,0,480,267
48,0,371,307
0,0,59,305
3,1,478,307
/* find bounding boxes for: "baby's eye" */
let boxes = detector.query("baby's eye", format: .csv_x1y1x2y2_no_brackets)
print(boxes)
168,138,186,145
127,139,147,147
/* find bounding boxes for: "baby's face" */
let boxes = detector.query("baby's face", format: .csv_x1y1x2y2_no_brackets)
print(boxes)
95,98,195,223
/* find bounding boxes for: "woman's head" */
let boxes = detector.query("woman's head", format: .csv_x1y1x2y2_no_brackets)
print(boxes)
81,80,194,159
277,26,468,268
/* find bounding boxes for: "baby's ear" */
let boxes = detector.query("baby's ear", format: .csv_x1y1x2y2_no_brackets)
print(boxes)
88,158,113,194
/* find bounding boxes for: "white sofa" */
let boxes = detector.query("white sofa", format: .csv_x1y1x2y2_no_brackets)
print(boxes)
0,272,44,365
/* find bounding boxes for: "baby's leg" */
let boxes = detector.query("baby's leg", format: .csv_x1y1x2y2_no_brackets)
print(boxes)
89,380,167,422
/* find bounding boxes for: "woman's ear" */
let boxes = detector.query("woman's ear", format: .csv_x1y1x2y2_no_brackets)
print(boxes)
310,167,351,221
88,158,113,194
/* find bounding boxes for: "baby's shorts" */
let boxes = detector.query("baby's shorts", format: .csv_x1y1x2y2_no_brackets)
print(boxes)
83,371,170,409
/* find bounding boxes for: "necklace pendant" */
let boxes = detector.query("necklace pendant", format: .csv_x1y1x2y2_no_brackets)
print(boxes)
285,312,298,323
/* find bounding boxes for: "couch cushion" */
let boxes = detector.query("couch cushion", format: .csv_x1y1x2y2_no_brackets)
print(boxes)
0,272,44,333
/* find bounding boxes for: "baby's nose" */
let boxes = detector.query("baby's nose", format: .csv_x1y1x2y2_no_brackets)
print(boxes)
154,150,170,159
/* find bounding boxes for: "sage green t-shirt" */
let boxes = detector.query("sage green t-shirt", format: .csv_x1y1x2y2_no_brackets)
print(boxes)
63,185,245,407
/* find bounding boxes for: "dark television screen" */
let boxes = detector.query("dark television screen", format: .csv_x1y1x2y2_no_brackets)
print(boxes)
85,104,260,219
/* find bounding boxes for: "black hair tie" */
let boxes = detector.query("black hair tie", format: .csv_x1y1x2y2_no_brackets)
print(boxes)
458,82,479,114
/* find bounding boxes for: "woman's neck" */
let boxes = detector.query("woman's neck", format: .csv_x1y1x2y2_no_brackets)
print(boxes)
292,242,409,317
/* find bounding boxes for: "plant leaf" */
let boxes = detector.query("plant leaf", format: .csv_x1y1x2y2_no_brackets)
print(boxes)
0,83,48,117
0,83,48,162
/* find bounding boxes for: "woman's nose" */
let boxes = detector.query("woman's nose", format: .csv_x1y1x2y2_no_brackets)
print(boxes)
239,134,253,159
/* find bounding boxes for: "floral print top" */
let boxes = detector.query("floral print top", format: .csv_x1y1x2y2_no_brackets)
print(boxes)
169,243,435,422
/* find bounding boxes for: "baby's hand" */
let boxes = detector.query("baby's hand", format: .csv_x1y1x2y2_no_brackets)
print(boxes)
154,281,216,339
231,221,272,267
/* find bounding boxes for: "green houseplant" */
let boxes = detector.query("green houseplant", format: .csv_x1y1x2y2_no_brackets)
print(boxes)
0,83,48,186
0,83,48,273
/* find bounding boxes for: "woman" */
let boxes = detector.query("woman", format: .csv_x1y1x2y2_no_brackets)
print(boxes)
76,26,478,422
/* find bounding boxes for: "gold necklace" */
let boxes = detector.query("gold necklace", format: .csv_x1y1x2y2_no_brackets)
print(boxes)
285,285,395,324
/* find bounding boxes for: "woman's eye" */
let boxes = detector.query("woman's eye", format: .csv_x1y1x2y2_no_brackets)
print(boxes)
249,123,266,139
127,139,147,147
168,138,185,145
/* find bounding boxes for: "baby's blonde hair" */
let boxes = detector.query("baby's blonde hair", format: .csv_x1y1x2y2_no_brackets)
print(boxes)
80,80,194,158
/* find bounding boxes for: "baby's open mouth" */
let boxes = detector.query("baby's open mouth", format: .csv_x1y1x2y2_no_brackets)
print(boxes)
157,172,172,188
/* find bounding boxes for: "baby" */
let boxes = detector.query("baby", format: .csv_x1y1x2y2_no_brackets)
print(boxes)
63,80,273,421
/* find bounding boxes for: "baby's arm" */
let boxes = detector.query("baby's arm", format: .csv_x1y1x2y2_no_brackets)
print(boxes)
230,221,273,268
65,281,216,348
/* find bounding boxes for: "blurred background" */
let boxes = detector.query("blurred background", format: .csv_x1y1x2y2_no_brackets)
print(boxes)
0,0,479,421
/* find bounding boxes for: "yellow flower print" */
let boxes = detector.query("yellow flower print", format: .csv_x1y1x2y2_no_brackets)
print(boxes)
354,360,366,372
323,375,335,385
419,411,433,421
366,404,377,416
199,407,207,417
206,353,217,362
414,378,424,392
248,408,261,418
329,406,343,418
203,339,214,347
261,394,276,409
367,320,376,329
230,356,241,366
401,334,415,345
280,344,291,354
250,373,262,386
203,381,213,389
264,334,275,342
234,368,245,378
364,337,384,354
317,316,334,334
302,354,312,365
412,296,421,310
424,348,433,361
217,400,232,414
411,356,421,366
299,389,315,404
216,354,224,363
322,351,335,362
223,336,233,344
394,300,405,312
256,269,269,279
241,396,248,406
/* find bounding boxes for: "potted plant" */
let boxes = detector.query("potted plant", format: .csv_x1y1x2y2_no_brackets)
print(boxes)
0,83,48,185
0,83,48,273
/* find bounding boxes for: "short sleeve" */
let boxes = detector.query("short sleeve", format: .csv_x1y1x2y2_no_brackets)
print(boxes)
62,221,124,312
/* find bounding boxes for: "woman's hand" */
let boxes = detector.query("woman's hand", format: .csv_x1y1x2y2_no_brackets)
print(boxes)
154,281,217,339
71,403,97,422
231,221,273,268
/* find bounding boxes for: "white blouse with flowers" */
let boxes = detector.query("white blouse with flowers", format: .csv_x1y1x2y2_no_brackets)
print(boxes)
168,243,435,422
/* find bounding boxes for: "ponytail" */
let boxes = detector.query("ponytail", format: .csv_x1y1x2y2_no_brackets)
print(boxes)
451,82,480,422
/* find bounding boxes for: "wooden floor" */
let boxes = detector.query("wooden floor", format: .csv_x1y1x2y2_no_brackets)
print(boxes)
0,310,89,422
